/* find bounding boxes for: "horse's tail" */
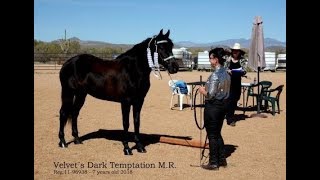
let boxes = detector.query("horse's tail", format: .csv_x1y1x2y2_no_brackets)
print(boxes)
59,85,75,125
59,58,76,127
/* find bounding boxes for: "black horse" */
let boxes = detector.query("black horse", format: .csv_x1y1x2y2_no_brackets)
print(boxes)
58,29,179,155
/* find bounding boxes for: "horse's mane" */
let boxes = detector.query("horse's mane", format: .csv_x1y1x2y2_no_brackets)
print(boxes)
116,38,152,60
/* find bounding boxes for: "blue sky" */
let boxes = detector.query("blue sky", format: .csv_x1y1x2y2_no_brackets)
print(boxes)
34,0,286,44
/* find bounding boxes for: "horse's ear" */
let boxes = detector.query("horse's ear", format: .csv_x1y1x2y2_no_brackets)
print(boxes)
158,29,163,36
164,30,170,38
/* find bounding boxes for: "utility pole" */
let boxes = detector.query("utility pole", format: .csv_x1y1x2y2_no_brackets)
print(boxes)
60,29,70,54
58,29,70,65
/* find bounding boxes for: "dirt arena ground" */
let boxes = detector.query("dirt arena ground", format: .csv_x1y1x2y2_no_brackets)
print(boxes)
34,69,286,180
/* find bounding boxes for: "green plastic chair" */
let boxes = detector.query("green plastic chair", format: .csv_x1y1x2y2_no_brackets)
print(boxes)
245,80,272,108
260,85,284,116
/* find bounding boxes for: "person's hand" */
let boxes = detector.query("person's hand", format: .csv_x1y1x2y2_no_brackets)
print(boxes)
227,69,232,74
198,86,206,95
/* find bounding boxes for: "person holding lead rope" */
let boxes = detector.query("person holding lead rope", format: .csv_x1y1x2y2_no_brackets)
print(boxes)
197,47,231,170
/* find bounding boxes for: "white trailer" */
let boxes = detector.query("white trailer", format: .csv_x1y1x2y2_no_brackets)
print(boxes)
276,53,286,70
264,52,276,72
197,51,211,71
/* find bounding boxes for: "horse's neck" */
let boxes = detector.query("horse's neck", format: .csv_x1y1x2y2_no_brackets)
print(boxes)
123,39,150,56
119,40,151,72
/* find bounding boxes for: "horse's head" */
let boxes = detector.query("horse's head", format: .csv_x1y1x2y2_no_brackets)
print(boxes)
153,29,179,74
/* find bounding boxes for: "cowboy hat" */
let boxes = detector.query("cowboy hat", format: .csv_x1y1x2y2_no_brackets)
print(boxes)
231,43,245,54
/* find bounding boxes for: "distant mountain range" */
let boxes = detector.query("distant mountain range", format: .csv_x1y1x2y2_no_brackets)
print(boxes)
175,38,286,48
51,37,286,49
53,37,132,49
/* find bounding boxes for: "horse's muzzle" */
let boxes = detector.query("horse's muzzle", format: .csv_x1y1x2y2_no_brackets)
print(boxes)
167,59,179,74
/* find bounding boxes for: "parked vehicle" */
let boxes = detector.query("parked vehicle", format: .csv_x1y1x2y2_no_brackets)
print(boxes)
172,47,193,71
264,52,276,72
276,54,286,70
197,51,211,71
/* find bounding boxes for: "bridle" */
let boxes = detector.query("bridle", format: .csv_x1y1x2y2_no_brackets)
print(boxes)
147,36,175,80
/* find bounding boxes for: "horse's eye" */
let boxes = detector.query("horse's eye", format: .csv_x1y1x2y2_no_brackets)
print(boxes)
158,44,165,49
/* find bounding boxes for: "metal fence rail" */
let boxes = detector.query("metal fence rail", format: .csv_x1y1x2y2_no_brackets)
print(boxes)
34,53,114,70
34,64,63,70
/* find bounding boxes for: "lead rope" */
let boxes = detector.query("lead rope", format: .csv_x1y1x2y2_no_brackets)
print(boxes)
194,87,207,166
200,77,209,166
168,74,207,167
190,76,208,167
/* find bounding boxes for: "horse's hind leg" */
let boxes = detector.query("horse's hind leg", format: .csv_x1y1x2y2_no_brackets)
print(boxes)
133,99,146,153
59,87,73,148
121,101,133,155
71,91,87,144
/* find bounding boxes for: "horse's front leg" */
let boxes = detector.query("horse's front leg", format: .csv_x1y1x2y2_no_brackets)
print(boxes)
121,101,133,155
133,99,146,153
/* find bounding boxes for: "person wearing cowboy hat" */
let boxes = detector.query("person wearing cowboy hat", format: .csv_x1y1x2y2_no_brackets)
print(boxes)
224,43,248,126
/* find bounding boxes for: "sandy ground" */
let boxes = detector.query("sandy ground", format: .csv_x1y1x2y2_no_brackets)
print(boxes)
34,69,286,180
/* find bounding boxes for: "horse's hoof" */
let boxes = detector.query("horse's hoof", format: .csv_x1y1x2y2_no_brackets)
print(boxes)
74,138,83,144
137,147,147,153
59,141,68,148
123,148,133,155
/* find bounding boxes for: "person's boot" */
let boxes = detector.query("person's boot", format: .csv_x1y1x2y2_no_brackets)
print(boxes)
228,120,236,127
201,138,219,170
218,138,227,167
226,115,236,126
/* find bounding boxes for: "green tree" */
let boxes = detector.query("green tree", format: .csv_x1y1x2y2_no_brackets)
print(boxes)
68,41,81,53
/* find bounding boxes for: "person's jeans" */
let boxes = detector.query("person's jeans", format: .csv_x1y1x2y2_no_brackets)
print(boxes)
225,91,241,124
225,99,237,123
204,99,226,141
204,99,227,165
